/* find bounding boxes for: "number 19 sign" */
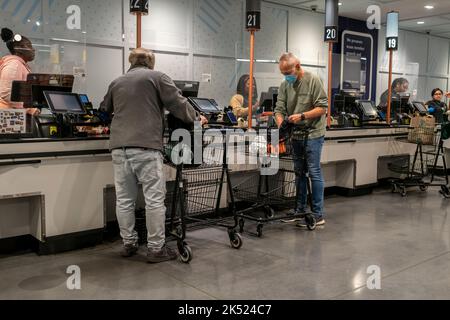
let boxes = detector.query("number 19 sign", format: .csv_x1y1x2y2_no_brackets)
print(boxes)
386,37,398,50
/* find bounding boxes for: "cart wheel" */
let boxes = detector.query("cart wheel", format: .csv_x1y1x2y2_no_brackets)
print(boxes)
440,185,450,198
401,187,407,197
238,219,245,233
256,224,263,238
305,214,317,231
420,185,428,192
179,245,192,263
229,232,243,249
264,206,275,219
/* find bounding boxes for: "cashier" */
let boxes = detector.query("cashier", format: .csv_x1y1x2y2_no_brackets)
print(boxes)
0,28,39,115
378,77,409,111
426,88,450,124
229,74,259,118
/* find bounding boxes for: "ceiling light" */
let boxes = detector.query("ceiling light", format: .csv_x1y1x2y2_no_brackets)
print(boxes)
338,2,342,5
417,21,425,24
424,5,434,9
35,21,41,26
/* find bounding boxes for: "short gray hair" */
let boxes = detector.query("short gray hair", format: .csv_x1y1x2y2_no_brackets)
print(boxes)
129,48,155,69
279,52,300,66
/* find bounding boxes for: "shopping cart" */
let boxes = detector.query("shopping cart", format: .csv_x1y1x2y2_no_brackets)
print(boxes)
233,123,317,237
163,129,242,263
389,123,450,197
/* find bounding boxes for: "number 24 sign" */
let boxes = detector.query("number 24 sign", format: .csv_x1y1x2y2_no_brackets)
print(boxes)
130,0,149,15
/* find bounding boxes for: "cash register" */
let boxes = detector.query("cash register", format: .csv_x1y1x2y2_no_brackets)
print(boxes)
334,91,361,127
355,100,380,123
43,91,88,137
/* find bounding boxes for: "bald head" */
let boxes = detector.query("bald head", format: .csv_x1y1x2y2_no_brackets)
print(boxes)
279,52,302,80
129,48,155,69
279,52,300,67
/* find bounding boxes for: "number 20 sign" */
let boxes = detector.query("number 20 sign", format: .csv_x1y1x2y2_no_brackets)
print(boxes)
324,26,338,42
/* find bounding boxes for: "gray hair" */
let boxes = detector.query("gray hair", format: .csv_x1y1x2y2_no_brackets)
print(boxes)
129,48,155,69
279,52,300,66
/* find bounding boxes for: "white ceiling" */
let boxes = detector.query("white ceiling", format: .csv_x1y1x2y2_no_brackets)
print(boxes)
267,0,450,38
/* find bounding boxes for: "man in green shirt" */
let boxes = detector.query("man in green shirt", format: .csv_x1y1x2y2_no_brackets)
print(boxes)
274,52,328,227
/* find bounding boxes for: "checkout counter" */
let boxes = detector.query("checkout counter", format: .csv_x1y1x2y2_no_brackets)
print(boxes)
0,79,436,255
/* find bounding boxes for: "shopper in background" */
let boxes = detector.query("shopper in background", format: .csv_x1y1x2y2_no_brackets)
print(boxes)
274,52,328,227
229,74,259,119
100,48,207,263
0,28,39,115
426,88,450,124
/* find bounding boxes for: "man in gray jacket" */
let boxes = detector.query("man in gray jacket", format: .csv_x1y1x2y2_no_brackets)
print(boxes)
101,48,207,263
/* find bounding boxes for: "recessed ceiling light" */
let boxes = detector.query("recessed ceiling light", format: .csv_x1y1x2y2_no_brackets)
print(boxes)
424,5,434,9
338,2,342,5
417,21,425,24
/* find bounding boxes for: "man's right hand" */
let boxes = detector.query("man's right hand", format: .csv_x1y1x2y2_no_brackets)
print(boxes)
200,115,208,126
275,114,284,128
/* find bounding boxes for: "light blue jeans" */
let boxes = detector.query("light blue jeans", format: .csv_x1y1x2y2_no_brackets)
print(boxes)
292,136,325,219
112,148,166,250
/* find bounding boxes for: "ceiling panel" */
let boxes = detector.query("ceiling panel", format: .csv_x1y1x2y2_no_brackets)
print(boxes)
268,0,450,38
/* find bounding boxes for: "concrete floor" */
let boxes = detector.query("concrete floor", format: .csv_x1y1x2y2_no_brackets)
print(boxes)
1,186,450,300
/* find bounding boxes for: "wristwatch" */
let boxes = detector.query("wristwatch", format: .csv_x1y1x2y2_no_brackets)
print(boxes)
300,113,306,121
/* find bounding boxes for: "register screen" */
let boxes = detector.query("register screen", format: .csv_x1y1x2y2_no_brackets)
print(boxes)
47,93,85,114
191,98,219,113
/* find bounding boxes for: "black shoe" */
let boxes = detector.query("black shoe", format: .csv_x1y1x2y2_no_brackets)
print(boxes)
297,217,325,228
121,244,138,257
281,208,306,223
147,245,178,263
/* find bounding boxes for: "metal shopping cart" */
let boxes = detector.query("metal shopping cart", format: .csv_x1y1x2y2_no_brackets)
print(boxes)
163,129,242,263
389,122,450,197
233,123,317,237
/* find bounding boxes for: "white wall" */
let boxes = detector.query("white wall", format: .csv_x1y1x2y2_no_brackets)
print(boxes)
1,0,449,108
377,26,450,105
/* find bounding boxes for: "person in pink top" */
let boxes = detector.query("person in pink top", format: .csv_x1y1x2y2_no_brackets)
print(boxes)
0,28,39,115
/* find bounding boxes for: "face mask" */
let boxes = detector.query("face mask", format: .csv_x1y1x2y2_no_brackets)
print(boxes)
285,75,297,85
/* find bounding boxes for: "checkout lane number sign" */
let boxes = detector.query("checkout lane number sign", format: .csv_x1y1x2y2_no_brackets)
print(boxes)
386,36,398,51
246,11,261,30
130,0,149,15
324,26,338,42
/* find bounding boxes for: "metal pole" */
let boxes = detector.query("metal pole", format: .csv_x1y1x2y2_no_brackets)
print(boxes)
137,13,142,48
327,42,333,128
248,30,255,129
387,49,393,124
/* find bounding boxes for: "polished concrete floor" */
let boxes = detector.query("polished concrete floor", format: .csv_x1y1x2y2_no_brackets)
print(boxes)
1,186,450,300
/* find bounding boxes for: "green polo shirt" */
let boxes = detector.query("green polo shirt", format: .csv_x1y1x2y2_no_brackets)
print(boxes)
274,71,328,139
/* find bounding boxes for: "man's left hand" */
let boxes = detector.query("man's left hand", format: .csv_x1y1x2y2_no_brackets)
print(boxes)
288,114,303,124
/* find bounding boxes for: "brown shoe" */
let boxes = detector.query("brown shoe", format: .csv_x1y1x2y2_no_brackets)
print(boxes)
121,244,138,257
147,245,178,263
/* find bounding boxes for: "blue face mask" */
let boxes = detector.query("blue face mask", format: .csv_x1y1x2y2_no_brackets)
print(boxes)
285,75,297,85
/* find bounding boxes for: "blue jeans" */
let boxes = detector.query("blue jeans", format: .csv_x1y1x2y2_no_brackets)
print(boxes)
112,148,166,250
292,137,325,219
